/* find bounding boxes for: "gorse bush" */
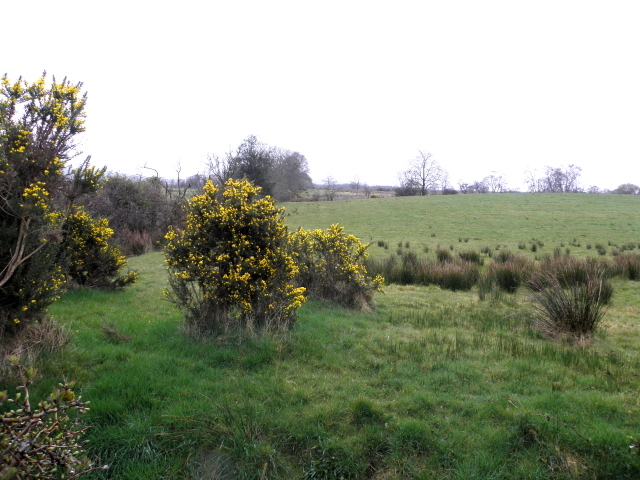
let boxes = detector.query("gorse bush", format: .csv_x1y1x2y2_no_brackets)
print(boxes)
291,224,383,310
165,179,306,335
0,74,105,336
62,207,138,289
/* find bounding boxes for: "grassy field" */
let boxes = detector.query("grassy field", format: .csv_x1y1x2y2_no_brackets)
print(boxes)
284,193,640,260
8,193,640,479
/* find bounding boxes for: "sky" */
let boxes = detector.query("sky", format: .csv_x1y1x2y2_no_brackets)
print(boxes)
4,0,640,191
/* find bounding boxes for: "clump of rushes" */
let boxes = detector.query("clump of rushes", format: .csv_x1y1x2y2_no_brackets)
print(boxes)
614,253,640,280
164,179,306,336
528,265,612,337
480,255,533,295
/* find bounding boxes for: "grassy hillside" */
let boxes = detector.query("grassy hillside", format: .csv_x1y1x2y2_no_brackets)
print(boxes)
283,193,640,260
7,194,640,479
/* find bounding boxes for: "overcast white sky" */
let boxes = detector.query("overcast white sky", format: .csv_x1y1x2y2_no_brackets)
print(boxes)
4,1,640,191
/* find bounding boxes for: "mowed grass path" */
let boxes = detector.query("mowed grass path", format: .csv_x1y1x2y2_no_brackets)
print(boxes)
283,193,640,259
28,194,640,479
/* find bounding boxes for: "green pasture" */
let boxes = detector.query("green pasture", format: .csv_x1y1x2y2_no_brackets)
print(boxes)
9,193,640,478
283,193,640,259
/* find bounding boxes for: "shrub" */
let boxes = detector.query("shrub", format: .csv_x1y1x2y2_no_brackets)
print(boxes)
0,74,105,336
0,357,107,478
528,266,612,336
291,224,383,310
164,179,306,335
61,207,138,289
84,174,185,250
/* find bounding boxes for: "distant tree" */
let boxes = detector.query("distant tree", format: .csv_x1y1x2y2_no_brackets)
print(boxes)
397,151,445,196
270,149,313,201
459,179,489,194
351,175,361,191
205,137,311,201
324,175,337,201
525,165,582,193
363,183,372,198
484,172,507,193
205,152,237,186
587,185,602,194
612,183,640,195
231,135,275,196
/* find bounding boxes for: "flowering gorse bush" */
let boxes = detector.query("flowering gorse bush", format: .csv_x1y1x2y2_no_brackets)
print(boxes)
61,207,138,289
164,179,305,335
290,224,384,310
0,74,105,336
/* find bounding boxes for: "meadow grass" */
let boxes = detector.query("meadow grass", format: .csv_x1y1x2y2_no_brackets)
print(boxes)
7,193,640,479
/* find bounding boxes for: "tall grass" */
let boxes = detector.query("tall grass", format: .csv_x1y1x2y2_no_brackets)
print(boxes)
366,252,479,291
614,252,640,280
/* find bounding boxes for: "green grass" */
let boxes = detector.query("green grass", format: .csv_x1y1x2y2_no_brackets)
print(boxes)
283,193,640,261
6,193,640,479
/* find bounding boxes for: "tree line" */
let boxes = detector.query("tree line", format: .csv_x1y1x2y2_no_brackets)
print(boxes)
395,151,637,196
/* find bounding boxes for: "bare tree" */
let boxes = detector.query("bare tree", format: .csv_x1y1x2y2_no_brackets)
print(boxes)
484,172,507,193
398,151,445,196
351,175,361,191
525,165,582,193
324,175,337,201
458,181,470,194
205,153,237,186
363,183,372,198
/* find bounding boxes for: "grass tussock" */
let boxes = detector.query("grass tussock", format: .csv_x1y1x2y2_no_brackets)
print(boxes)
528,264,612,337
0,317,72,374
